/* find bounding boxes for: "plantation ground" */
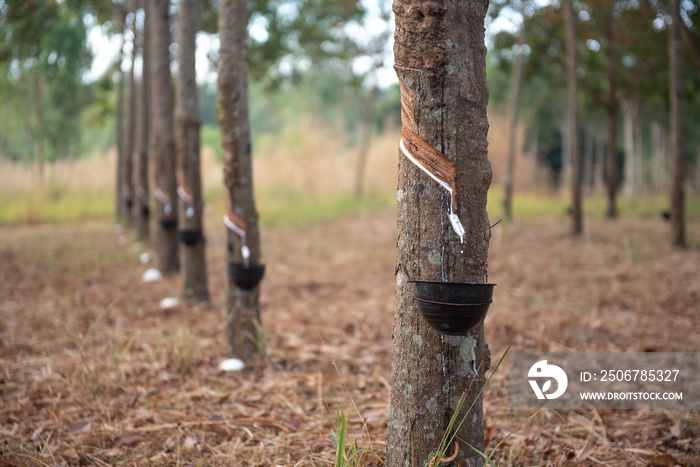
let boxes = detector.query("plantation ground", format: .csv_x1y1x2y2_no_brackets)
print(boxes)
1,205,699,466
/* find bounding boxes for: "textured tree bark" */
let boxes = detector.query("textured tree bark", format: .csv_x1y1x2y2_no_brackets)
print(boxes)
121,4,137,228
218,0,263,362
563,0,583,235
503,12,525,223
604,19,618,219
135,2,150,243
150,0,179,273
177,0,209,301
387,1,492,466
669,0,686,247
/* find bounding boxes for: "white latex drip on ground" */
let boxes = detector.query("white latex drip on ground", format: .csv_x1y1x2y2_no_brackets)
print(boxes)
218,358,245,372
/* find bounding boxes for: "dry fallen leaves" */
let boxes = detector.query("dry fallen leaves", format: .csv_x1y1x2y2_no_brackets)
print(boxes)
0,211,698,465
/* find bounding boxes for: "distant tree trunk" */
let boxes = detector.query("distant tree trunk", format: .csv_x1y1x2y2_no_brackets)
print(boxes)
354,89,376,199
503,12,525,222
115,27,126,222
634,117,643,192
561,119,570,184
176,0,209,301
387,1,492,465
651,121,666,191
122,4,137,228
135,2,151,242
33,69,45,178
695,146,700,193
563,0,583,235
582,127,593,192
604,18,618,219
218,0,263,361
622,99,637,196
150,0,179,272
669,0,686,247
595,136,605,191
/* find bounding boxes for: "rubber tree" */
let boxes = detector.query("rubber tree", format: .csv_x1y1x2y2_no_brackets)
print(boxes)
176,0,209,301
387,1,493,465
502,4,525,223
563,0,583,235
218,0,263,361
669,0,686,247
115,12,126,222
134,2,150,242
120,1,137,227
150,0,179,272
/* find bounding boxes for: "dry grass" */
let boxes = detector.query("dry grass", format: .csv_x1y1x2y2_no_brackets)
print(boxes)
0,110,538,226
1,203,699,465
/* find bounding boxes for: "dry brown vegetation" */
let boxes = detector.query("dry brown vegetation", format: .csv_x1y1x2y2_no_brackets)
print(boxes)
1,119,699,465
2,204,699,465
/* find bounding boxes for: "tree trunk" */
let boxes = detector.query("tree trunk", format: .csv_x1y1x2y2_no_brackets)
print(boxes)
582,127,593,193
695,146,700,193
651,121,665,191
563,0,583,235
122,4,137,228
218,0,263,362
135,2,151,242
387,1,492,466
669,0,686,247
176,0,209,301
604,19,618,219
594,136,605,192
561,119,570,185
622,99,637,196
33,69,45,179
115,28,126,222
150,0,179,272
503,12,525,223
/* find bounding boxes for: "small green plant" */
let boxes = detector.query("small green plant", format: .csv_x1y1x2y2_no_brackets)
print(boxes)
331,406,383,467
430,346,510,467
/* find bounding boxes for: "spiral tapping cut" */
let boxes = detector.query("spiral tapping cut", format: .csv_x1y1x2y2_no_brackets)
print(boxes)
154,187,173,215
398,80,465,243
223,211,249,267
177,185,195,218
399,139,465,242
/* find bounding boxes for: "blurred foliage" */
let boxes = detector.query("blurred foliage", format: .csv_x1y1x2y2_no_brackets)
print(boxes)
487,0,700,180
0,0,99,163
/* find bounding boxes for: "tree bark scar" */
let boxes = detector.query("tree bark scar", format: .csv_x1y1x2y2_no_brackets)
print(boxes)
398,77,458,220
393,1,447,75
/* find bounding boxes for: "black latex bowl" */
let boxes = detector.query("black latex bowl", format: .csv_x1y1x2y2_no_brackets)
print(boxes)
410,280,496,304
179,228,202,246
415,297,493,336
228,262,265,290
160,218,177,230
